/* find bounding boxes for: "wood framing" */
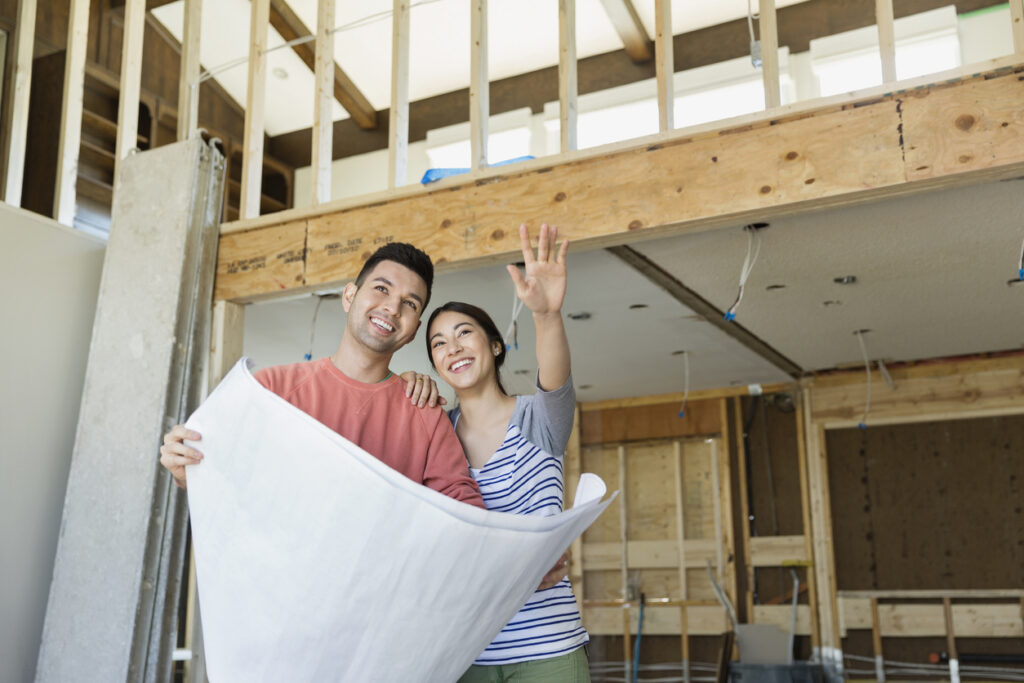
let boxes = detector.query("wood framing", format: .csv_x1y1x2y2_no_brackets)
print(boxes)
53,0,92,225
268,0,377,130
470,0,488,171
596,0,652,62
839,595,1024,637
654,0,674,132
759,0,781,109
115,0,146,169
312,0,335,203
875,0,897,84
558,0,578,153
3,0,37,205
241,0,270,220
565,407,584,614
214,59,1024,303
387,0,410,189
1011,0,1024,54
177,0,202,141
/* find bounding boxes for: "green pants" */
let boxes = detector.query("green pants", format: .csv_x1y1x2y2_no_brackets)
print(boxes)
457,646,591,683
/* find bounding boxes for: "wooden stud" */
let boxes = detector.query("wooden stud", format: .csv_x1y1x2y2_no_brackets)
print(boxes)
53,0,92,225
803,387,841,661
470,0,489,171
622,606,632,680
654,0,674,132
711,440,724,584
3,0,37,205
870,598,886,682
717,400,737,607
1011,0,1024,55
674,440,690,683
558,0,578,153
240,0,270,220
734,397,755,621
388,0,410,190
177,0,202,141
944,597,960,683
875,0,897,84
312,0,335,204
115,0,146,173
597,0,652,62
618,444,629,600
794,390,821,651
758,0,781,109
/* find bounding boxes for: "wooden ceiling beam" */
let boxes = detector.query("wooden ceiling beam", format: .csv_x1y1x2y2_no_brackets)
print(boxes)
597,0,653,62
268,0,377,130
213,61,1024,303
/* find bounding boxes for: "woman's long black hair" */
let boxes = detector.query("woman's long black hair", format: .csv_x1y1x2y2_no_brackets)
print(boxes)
426,301,508,396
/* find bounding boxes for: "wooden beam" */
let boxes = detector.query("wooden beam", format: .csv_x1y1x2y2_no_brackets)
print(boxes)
566,406,584,614
839,598,1024,637
876,0,898,83
654,0,674,132
794,391,821,650
1011,0,1024,54
584,538,733,570
267,0,377,130
214,62,1024,302
312,0,335,204
177,0,202,141
716,402,737,606
115,0,146,173
870,598,886,682
558,0,578,153
584,604,728,636
607,245,802,377
810,355,1024,427
241,0,270,220
582,384,792,411
759,0,781,108
3,0,37,205
470,0,488,171
53,0,92,226
387,0,410,189
597,0,652,62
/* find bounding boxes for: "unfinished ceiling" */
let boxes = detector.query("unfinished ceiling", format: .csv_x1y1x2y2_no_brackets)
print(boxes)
152,0,812,136
243,177,1024,402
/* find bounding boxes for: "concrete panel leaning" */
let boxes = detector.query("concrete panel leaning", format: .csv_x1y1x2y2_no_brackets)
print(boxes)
35,137,225,682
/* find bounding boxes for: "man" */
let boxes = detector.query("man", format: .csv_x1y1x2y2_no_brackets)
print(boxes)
160,242,483,506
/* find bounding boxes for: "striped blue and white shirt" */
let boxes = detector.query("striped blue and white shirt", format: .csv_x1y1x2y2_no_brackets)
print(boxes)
451,376,588,665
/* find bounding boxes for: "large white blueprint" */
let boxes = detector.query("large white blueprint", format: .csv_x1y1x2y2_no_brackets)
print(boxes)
185,359,615,682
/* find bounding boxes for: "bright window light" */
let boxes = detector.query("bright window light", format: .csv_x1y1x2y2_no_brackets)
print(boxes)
576,99,659,150
425,127,531,169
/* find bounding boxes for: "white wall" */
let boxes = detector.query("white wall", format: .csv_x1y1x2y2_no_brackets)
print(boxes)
0,204,105,683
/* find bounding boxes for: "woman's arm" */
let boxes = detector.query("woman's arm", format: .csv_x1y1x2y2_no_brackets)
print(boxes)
507,223,571,391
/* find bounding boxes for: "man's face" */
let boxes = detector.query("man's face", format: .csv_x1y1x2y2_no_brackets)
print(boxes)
342,260,428,357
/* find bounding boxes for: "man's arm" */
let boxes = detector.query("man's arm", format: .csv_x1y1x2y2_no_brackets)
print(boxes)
422,414,485,508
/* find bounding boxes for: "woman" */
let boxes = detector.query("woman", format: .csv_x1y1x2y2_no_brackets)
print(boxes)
426,223,590,683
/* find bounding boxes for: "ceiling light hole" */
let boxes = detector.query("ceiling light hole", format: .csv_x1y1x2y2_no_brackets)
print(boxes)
671,350,687,356
629,304,648,310
567,311,591,321
513,369,530,375
272,67,289,80
833,275,857,285
765,284,786,291
744,222,770,231
579,384,593,390
1007,278,1024,287
822,300,842,307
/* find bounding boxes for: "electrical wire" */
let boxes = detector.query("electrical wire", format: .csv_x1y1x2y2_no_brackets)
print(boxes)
746,0,758,43
1018,235,1024,280
503,281,525,351
677,351,690,418
725,228,762,321
304,295,327,361
197,0,447,85
854,330,871,429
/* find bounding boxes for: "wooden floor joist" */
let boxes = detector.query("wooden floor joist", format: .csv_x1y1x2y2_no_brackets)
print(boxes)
214,59,1024,303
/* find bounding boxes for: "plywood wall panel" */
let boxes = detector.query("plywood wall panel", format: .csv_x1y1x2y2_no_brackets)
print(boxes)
581,399,721,446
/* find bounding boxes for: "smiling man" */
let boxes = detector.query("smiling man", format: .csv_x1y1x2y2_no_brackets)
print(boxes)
161,242,485,507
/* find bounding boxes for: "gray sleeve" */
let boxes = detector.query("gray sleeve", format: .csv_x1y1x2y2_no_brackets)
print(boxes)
511,374,576,456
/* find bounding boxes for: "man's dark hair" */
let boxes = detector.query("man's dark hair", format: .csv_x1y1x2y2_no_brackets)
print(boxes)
355,242,434,308
426,301,508,396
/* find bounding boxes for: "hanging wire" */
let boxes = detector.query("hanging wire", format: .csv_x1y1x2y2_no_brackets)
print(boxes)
503,283,525,351
746,0,758,43
196,0,447,85
677,351,690,418
854,329,872,429
304,294,336,360
1018,235,1024,280
725,228,762,321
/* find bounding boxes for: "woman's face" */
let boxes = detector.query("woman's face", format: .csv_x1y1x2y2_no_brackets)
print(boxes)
428,311,501,393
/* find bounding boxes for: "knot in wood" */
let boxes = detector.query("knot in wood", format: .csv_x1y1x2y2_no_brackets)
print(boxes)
954,114,975,132
628,220,643,230
554,191,567,202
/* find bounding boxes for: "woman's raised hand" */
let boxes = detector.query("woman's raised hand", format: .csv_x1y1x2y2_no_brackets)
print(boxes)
506,223,569,315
